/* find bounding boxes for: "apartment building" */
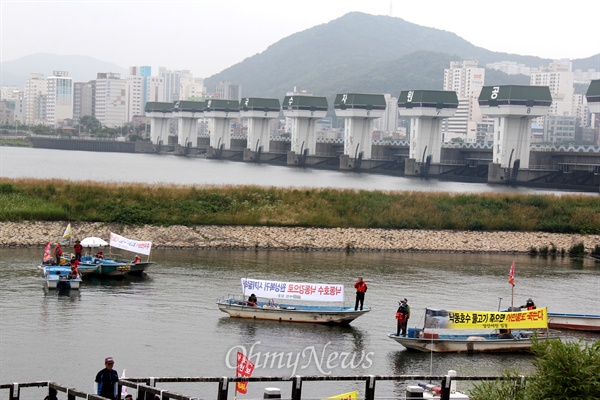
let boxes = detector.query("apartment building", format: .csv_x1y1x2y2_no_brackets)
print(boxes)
73,82,94,122
45,71,73,127
442,60,486,142
24,73,47,125
93,72,127,128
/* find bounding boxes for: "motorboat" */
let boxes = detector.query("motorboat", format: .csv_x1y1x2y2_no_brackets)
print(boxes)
217,278,370,325
42,265,82,290
388,307,557,353
547,312,600,332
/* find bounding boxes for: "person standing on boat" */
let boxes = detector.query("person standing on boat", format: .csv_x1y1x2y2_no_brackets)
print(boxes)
521,298,536,310
403,298,410,334
95,357,119,400
74,240,83,261
354,277,368,311
396,300,409,336
54,243,63,265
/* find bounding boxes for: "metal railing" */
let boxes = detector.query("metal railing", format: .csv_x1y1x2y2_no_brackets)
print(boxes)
2,373,526,400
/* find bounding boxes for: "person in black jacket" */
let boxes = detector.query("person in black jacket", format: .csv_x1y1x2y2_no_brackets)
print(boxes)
396,300,409,337
95,357,119,400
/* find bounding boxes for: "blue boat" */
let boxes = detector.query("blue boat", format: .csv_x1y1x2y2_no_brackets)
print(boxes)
41,265,82,290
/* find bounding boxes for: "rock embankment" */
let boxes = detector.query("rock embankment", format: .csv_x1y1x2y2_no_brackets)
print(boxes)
1,221,598,253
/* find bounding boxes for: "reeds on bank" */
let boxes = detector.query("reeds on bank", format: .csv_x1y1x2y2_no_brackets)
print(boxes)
1,178,598,234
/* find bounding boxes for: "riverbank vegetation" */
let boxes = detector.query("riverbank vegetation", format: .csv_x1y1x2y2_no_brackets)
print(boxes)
470,339,600,400
0,178,598,234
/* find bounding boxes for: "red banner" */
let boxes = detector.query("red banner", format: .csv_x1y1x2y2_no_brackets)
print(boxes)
43,241,52,263
236,351,255,394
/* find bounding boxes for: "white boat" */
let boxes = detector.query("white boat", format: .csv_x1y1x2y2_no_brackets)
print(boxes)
389,307,557,353
548,312,600,332
42,265,82,290
217,278,370,325
107,232,154,276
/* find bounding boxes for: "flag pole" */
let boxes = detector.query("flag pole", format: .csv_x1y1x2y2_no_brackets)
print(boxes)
511,284,514,310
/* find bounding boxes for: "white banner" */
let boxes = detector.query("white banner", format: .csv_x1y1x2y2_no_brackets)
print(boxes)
241,278,344,302
109,232,152,256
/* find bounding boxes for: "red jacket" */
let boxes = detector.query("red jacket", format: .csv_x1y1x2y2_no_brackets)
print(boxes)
354,280,368,293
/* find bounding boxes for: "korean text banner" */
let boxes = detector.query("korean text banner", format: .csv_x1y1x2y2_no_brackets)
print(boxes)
241,278,344,302
236,351,254,394
424,308,548,330
109,232,152,256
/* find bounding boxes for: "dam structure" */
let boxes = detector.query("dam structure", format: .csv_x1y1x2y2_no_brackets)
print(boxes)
478,85,552,183
172,100,204,155
334,93,387,171
397,90,459,177
204,99,240,158
281,95,328,166
145,102,173,148
240,97,281,162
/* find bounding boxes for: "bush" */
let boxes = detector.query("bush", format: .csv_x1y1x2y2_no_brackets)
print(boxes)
568,242,585,257
470,339,600,400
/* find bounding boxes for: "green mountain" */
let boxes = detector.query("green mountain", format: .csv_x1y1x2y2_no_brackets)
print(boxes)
204,12,598,98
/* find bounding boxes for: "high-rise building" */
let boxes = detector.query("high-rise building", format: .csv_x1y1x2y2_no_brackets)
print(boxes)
146,76,165,103
45,71,73,127
129,66,152,114
215,80,241,101
376,93,398,134
93,72,127,128
24,73,47,125
159,67,185,103
442,60,486,141
73,82,94,122
126,75,144,122
530,60,574,118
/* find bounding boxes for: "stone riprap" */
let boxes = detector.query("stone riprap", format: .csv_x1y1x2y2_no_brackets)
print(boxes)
1,221,598,253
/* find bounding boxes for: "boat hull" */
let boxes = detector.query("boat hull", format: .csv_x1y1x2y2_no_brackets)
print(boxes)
217,298,369,325
388,332,557,353
42,266,81,290
548,313,600,332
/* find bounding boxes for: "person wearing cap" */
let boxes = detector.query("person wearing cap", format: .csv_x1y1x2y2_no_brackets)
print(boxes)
95,357,119,400
247,293,258,306
521,298,536,310
402,298,410,334
396,300,409,337
54,243,63,265
132,255,141,264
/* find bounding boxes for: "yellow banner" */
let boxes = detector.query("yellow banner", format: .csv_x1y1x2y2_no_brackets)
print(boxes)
323,391,359,400
446,308,548,329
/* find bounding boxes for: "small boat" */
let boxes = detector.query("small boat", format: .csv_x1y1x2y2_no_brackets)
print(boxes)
42,265,82,290
548,312,600,332
389,307,557,353
79,255,132,277
106,232,154,276
217,278,370,325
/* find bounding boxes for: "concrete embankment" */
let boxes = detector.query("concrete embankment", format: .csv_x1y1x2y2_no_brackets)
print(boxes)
1,221,598,253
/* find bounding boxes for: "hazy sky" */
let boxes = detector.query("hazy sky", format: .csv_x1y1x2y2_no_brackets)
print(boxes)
2,0,599,78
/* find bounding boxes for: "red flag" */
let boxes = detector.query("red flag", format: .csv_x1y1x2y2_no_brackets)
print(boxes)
43,241,52,263
236,351,255,394
508,261,515,286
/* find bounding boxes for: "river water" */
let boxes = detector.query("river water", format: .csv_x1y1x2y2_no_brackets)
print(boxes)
1,248,599,399
0,147,599,399
0,147,595,195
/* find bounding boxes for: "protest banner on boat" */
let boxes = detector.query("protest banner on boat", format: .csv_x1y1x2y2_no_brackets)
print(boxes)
241,278,344,302
109,232,152,256
424,307,548,330
236,351,254,394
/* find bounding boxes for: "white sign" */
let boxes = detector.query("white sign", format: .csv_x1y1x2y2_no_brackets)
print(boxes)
109,232,152,256
241,278,344,302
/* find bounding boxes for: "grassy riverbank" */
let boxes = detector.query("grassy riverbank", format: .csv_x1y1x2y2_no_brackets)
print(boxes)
1,178,598,234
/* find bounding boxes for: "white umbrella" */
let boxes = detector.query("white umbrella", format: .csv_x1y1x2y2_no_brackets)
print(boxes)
80,237,108,247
